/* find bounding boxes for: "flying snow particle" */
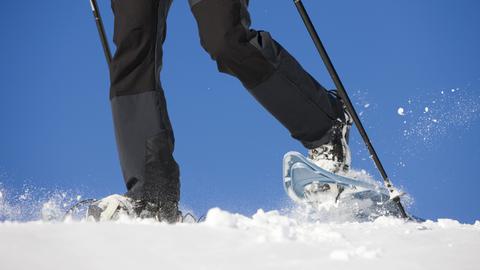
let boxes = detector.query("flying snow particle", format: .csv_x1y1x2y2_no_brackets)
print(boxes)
364,103,370,108
424,107,429,113
397,107,405,116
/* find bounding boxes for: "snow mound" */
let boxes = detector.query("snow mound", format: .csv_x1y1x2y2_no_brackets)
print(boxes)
0,208,478,270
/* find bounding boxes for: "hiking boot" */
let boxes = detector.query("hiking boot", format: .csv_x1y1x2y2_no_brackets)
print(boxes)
308,96,352,173
86,194,181,223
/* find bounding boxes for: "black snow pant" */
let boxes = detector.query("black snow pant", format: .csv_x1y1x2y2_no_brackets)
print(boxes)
109,0,345,204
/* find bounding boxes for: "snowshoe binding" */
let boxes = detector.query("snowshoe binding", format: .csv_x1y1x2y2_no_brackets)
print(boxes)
86,194,181,223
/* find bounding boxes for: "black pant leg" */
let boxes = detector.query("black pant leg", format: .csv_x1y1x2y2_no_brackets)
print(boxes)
109,0,179,204
189,0,345,148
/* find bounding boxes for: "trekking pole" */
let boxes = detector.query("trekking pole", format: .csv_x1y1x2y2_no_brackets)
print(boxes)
292,0,409,219
89,0,112,65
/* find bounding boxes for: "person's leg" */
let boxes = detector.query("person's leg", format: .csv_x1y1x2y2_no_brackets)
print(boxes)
109,0,179,205
188,0,347,149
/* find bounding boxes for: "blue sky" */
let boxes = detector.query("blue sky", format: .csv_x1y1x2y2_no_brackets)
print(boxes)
0,0,479,223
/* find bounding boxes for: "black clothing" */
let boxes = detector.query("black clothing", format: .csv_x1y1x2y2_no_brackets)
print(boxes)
190,0,343,147
110,0,179,204
109,0,344,203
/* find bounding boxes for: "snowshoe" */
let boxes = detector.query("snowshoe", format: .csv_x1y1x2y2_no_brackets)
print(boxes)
283,151,406,219
85,194,181,223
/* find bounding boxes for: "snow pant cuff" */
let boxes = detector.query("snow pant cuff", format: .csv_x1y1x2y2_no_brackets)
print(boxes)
301,129,334,149
111,91,180,204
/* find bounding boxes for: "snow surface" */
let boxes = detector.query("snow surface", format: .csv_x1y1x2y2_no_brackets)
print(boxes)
0,208,478,270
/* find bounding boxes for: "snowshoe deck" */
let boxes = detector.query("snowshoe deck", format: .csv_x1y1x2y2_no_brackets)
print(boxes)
282,151,416,221
283,151,389,204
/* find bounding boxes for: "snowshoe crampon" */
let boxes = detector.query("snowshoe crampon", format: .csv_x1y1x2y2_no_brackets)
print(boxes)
283,151,406,220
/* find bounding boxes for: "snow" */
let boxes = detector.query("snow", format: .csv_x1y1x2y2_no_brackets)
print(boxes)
0,208,478,270
396,86,479,146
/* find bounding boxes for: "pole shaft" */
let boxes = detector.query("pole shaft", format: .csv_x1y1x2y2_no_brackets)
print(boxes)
293,0,408,218
90,0,112,65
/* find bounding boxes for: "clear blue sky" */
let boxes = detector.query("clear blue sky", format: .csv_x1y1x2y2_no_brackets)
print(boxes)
0,0,479,223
